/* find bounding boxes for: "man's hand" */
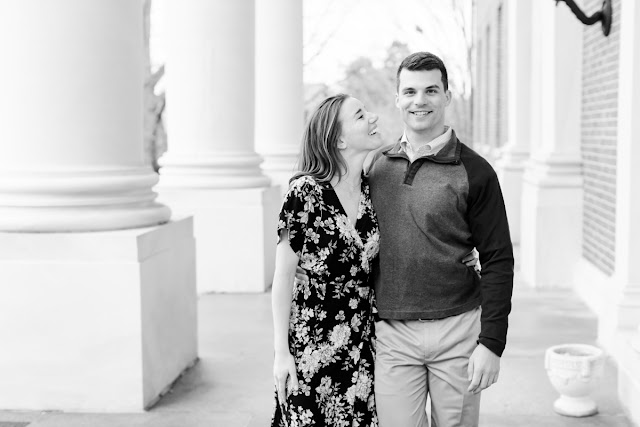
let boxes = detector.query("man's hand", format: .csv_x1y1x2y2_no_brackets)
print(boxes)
294,266,309,286
462,248,481,276
467,343,500,394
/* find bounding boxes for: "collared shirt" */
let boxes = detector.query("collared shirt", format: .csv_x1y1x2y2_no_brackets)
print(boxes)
399,126,452,162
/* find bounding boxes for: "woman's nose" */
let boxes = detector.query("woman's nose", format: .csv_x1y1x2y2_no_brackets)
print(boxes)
368,113,378,123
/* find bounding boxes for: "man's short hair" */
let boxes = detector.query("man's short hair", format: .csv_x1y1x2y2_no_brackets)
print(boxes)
396,52,449,92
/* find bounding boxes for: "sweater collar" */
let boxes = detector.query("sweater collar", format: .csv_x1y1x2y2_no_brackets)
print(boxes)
384,129,461,164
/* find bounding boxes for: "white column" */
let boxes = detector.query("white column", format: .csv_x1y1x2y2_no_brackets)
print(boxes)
0,1,170,232
520,0,583,288
0,0,197,411
255,0,304,194
159,0,280,293
495,0,532,246
613,2,640,422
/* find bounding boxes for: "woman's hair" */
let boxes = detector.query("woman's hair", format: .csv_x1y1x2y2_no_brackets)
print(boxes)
292,94,350,184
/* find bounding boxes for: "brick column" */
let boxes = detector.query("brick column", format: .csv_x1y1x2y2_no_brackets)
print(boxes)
612,2,640,422
612,0,640,331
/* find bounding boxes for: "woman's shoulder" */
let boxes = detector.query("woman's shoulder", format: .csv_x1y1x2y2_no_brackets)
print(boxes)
288,174,325,194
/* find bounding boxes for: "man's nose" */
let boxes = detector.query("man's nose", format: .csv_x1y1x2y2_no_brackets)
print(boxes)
414,91,427,105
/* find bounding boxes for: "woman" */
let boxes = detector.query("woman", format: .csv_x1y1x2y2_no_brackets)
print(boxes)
271,94,383,427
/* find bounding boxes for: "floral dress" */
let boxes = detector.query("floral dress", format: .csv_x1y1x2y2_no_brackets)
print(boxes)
271,175,380,427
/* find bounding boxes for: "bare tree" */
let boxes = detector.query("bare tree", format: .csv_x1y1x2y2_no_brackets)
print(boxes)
303,0,363,68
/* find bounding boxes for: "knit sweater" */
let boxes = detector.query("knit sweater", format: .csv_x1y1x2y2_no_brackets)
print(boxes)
367,130,514,357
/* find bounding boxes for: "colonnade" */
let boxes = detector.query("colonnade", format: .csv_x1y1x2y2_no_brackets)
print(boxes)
0,0,302,411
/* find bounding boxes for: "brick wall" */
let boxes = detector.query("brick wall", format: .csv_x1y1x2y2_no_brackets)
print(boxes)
581,0,621,275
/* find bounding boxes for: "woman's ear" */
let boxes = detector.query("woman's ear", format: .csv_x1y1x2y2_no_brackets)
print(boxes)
337,138,347,150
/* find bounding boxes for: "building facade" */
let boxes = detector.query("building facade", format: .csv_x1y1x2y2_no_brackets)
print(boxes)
474,0,640,423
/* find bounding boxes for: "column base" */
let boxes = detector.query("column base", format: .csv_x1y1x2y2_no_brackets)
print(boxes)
0,168,171,232
521,159,583,288
0,218,198,412
159,153,271,189
159,186,281,293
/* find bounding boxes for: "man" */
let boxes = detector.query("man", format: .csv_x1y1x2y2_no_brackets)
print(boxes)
367,52,514,427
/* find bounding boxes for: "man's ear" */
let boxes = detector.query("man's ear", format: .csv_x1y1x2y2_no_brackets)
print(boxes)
395,93,400,109
445,90,452,106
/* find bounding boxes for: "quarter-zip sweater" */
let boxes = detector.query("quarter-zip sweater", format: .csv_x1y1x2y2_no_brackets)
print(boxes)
368,130,514,357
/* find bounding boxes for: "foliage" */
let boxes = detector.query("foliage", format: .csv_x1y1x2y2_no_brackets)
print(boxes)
304,40,472,144
337,41,409,142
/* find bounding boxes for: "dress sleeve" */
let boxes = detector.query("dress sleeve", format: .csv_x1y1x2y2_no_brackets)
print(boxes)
277,177,319,255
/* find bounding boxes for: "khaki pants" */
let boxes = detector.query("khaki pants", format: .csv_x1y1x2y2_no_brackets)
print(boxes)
374,308,482,427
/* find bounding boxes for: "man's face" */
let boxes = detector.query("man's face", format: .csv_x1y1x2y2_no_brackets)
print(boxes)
396,68,451,135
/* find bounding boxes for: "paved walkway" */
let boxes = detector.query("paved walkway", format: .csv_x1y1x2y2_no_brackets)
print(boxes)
0,279,634,426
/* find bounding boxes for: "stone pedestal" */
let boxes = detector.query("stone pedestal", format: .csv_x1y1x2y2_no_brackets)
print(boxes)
496,148,529,246
159,188,280,293
521,157,583,288
0,218,197,411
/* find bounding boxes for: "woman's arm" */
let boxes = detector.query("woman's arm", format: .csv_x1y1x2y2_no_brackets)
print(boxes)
271,231,300,406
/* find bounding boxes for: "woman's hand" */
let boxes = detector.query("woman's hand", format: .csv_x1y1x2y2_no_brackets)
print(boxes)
271,236,300,406
273,351,299,406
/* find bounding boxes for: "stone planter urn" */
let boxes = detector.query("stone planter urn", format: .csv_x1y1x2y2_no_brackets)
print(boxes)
544,343,605,417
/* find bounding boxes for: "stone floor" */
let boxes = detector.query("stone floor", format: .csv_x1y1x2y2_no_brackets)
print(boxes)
0,280,635,426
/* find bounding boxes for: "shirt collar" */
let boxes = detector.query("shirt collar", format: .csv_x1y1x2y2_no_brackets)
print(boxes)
399,126,452,158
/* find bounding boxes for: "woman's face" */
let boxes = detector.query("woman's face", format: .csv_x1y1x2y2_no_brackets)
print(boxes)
337,97,383,153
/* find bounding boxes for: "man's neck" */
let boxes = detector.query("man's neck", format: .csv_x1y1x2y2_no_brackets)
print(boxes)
405,126,446,148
